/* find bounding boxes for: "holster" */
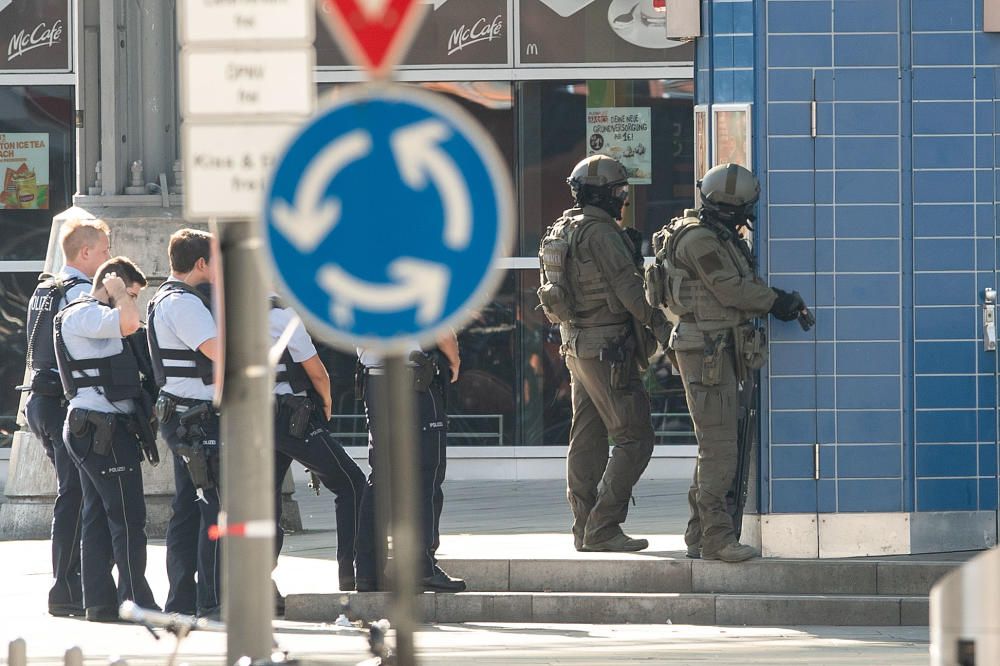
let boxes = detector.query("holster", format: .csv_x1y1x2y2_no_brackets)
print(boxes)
69,409,116,456
176,441,214,489
701,332,729,386
278,394,314,440
601,336,633,390
409,350,437,393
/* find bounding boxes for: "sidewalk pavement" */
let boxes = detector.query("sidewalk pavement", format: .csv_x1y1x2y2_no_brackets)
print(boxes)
0,478,933,665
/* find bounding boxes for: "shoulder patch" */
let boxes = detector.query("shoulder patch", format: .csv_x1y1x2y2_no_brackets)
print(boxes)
695,249,725,275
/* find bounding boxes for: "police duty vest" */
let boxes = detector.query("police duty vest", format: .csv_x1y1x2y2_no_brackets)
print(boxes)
146,281,214,387
269,296,311,394
26,273,91,374
53,295,143,402
649,211,755,331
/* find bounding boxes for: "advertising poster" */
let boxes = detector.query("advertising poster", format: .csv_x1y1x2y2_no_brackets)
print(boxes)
713,107,751,168
586,107,652,184
316,0,509,68
1,132,50,210
519,0,694,65
0,0,71,72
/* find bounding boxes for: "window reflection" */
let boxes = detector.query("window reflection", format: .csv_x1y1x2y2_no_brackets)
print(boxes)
0,273,34,446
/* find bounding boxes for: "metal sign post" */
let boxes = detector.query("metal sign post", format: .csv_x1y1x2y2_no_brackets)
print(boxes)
261,82,514,666
177,1,315,662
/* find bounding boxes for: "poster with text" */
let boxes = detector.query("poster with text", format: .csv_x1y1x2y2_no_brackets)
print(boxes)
1,132,50,209
586,107,652,184
0,0,71,72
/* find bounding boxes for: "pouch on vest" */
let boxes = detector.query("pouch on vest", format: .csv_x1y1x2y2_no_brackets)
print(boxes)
650,222,695,316
536,219,577,325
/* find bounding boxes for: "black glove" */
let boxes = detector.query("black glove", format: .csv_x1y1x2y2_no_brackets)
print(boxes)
622,227,644,269
770,288,804,322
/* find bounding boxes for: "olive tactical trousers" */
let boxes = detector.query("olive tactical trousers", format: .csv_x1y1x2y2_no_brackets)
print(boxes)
565,355,655,546
676,347,741,556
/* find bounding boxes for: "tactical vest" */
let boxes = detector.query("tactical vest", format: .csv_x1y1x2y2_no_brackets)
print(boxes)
53,295,143,401
270,297,312,394
26,273,91,375
146,281,214,387
649,211,754,332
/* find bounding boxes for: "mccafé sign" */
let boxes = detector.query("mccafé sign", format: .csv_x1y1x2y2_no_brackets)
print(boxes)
0,0,71,73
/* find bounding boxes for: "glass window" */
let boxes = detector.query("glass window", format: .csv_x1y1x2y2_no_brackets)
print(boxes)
0,85,76,261
0,272,36,447
516,79,694,256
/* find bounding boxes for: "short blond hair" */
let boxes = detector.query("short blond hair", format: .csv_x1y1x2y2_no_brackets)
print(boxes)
60,219,110,261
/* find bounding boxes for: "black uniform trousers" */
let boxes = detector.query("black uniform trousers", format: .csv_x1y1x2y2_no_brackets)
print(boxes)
63,411,157,612
273,400,365,587
24,391,83,610
356,374,447,584
161,406,221,616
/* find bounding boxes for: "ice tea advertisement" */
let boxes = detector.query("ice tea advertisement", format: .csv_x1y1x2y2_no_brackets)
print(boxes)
586,107,652,185
1,133,50,210
0,0,71,72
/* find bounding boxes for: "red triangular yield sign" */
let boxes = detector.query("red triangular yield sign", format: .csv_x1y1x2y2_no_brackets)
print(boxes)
320,0,425,78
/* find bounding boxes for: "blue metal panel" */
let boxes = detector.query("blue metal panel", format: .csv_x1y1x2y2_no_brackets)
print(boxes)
771,479,818,512
834,171,901,204
767,0,831,33
916,479,977,512
836,377,901,410
733,36,754,68
768,204,816,238
834,68,901,101
769,239,817,272
910,0,974,31
913,306,976,340
836,342,902,375
914,342,977,374
833,0,899,32
771,411,819,445
767,102,812,135
912,102,974,134
838,479,903,512
835,307,900,340
913,203,975,237
838,445,903,478
913,273,977,306
912,33,975,66
733,0,754,33
767,69,814,102
837,411,901,444
818,478,836,511
772,445,817,479
834,204,900,237
915,376,978,409
835,240,900,273
835,137,900,170
834,274,901,306
915,410,978,444
834,103,899,135
917,444,979,477
771,377,818,410
912,67,974,100
912,136,976,170
767,35,833,68
913,238,976,270
834,34,899,67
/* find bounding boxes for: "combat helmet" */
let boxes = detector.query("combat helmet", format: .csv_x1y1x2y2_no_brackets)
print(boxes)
566,155,630,219
698,163,759,226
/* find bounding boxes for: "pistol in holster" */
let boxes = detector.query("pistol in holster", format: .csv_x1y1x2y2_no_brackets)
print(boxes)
701,332,728,386
175,402,215,489
278,394,315,440
602,335,635,390
409,350,437,393
68,408,116,457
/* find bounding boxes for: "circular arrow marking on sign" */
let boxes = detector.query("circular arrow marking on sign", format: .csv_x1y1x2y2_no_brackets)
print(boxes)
262,83,514,354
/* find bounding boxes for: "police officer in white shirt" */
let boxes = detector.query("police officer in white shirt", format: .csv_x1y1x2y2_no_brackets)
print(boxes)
355,333,464,592
146,229,221,618
23,219,111,616
269,296,365,601
54,256,158,622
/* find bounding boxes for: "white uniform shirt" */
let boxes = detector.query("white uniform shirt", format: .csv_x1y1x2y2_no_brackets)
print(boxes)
151,278,216,401
268,305,317,396
59,297,134,414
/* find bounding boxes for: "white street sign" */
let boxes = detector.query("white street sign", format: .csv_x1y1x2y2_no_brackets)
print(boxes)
183,122,299,220
181,49,315,118
179,0,314,45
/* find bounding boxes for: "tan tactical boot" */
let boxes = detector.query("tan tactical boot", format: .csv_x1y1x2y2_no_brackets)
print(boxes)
582,533,649,552
702,542,759,563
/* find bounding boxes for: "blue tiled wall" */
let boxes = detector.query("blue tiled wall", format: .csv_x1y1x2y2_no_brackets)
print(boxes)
740,0,1000,514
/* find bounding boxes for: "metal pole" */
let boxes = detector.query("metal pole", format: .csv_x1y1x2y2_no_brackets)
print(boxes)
379,356,421,666
137,0,175,181
219,218,275,662
7,638,26,666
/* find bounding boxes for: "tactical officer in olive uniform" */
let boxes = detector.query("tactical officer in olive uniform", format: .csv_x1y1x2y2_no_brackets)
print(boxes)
648,163,808,562
23,219,111,616
54,256,159,621
538,155,673,553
